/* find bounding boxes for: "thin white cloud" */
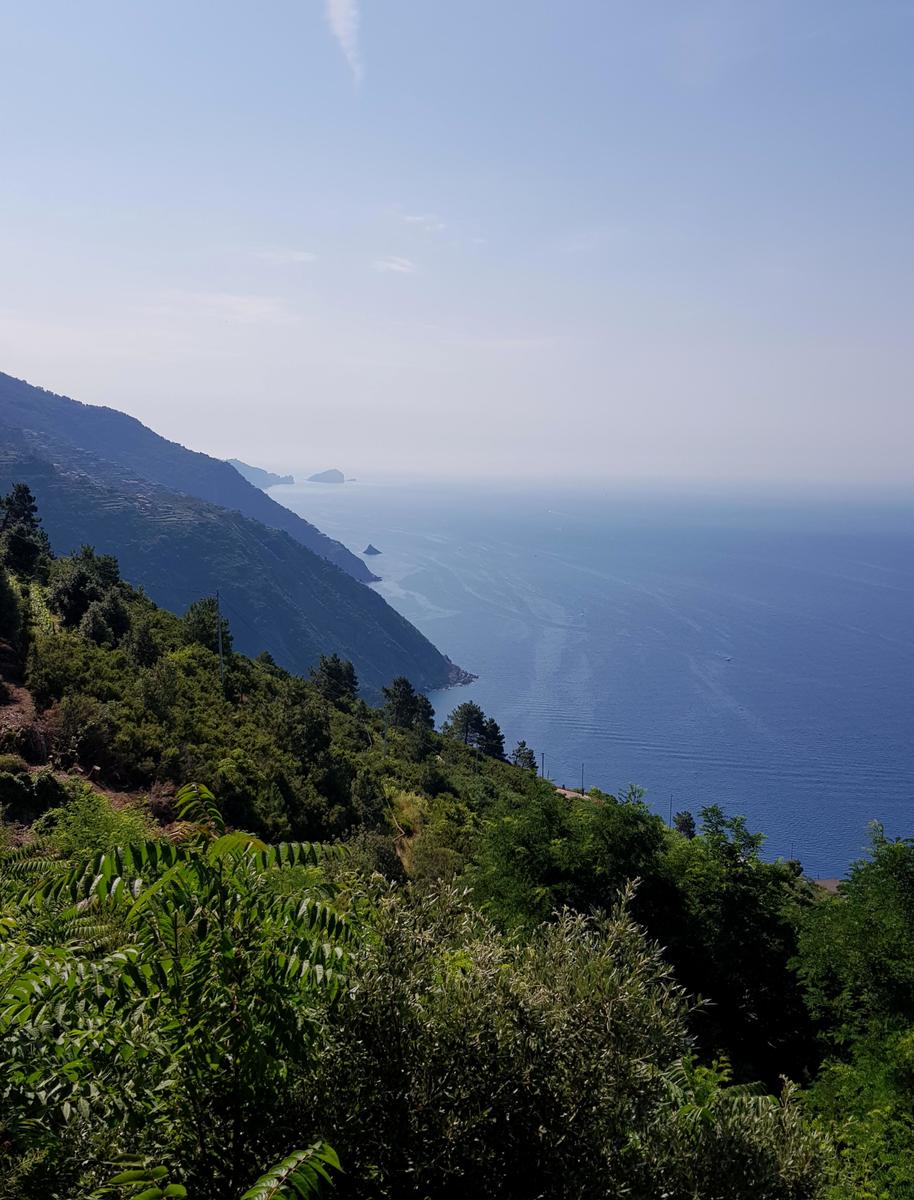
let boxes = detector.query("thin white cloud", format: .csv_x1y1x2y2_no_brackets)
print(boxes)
401,213,447,233
256,249,318,264
151,291,299,325
373,256,416,274
325,0,362,82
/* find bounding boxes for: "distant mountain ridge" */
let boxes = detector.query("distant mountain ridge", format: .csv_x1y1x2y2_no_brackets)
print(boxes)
0,373,471,696
227,459,294,489
0,372,376,583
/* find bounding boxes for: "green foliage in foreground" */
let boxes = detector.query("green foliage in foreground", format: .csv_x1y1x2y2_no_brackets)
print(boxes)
310,883,827,1199
0,784,347,1198
796,830,914,1199
1,515,911,1195
0,793,830,1199
469,784,817,1084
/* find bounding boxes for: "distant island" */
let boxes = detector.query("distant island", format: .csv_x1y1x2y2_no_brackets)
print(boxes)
308,468,345,484
228,459,294,489
363,543,382,556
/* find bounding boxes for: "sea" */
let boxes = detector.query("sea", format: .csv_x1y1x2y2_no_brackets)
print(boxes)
275,480,914,878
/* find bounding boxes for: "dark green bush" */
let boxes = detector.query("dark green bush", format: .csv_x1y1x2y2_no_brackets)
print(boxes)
78,601,114,647
0,771,33,821
47,693,116,773
30,767,69,814
0,753,28,777
0,765,68,823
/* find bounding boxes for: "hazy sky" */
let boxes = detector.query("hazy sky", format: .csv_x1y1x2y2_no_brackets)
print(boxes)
1,1,913,488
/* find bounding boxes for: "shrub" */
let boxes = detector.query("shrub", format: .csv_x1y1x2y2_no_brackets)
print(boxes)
126,616,160,666
0,766,68,824
30,768,69,814
78,601,114,647
97,589,131,642
308,885,829,1198
0,771,33,822
46,693,115,773
34,784,152,856
0,753,28,777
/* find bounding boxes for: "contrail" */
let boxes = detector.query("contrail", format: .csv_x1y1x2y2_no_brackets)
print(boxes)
325,0,362,82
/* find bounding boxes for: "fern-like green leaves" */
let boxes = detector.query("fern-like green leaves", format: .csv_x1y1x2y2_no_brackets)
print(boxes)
94,1156,187,1199
0,784,349,1195
239,1143,341,1200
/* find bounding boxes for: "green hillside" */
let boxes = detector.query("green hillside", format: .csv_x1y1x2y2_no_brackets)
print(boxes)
1,492,910,1199
0,425,466,698
0,371,375,581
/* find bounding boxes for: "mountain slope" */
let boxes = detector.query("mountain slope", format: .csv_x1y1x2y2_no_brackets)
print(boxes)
228,459,294,489
0,371,377,583
0,424,468,698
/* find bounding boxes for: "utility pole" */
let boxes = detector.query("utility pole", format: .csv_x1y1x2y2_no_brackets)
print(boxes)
669,794,673,827
215,590,225,689
581,762,585,794
541,751,545,778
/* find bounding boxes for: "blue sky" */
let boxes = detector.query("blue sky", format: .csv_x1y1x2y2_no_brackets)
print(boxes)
1,1,912,487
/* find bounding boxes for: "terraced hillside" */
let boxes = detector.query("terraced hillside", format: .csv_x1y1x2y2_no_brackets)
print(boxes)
0,371,377,583
0,421,468,698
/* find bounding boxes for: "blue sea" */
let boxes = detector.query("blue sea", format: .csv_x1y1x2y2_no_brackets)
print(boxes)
276,481,914,878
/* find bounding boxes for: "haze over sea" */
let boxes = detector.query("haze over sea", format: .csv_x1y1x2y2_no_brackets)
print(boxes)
278,480,914,878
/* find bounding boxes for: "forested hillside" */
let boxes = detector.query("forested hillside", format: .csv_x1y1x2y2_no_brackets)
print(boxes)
0,371,374,581
0,426,465,698
1,487,911,1199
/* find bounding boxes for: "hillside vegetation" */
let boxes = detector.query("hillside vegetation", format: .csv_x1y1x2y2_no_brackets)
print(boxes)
0,410,464,697
0,371,372,581
1,487,911,1198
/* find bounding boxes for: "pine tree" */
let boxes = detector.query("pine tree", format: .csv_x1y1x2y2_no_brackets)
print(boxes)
442,701,486,746
442,702,505,759
310,653,358,705
0,482,40,530
181,596,233,656
382,676,434,732
383,676,418,728
479,717,505,760
0,482,51,579
414,693,436,732
673,810,696,839
511,740,538,772
127,616,160,667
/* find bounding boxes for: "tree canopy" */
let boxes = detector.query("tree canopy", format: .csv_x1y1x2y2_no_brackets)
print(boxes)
0,482,50,579
310,652,358,706
382,674,434,732
0,501,904,1197
442,700,505,759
